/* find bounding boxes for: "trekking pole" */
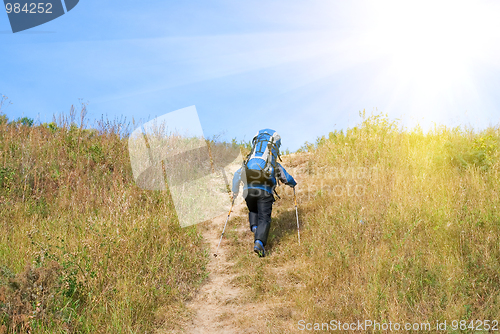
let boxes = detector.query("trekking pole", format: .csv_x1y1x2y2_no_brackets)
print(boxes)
293,187,300,245
214,197,235,257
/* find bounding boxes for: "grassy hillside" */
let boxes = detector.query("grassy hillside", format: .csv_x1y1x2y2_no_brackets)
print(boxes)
2,107,500,332
0,111,208,333
225,112,500,331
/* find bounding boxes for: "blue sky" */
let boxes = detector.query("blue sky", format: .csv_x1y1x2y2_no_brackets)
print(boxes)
2,0,500,151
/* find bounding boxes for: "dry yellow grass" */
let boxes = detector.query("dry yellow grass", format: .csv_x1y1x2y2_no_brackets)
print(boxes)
225,112,500,332
2,107,500,333
0,110,208,333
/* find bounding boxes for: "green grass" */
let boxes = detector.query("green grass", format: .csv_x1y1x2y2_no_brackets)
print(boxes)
228,111,500,332
0,112,208,333
3,107,500,333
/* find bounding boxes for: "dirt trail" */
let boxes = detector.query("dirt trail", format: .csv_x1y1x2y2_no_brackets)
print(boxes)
181,203,264,334
162,154,308,334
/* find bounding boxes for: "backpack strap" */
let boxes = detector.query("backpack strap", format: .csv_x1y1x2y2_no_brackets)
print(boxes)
273,188,281,200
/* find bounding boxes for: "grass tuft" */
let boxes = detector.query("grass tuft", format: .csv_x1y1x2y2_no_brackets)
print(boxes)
228,111,500,331
0,109,208,333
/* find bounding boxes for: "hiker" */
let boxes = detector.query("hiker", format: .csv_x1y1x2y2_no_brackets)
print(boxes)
232,129,297,257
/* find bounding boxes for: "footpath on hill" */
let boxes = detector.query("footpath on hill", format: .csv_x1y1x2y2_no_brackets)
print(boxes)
184,202,261,334
159,153,310,334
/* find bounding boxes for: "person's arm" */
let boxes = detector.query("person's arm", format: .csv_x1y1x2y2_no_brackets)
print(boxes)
277,164,297,187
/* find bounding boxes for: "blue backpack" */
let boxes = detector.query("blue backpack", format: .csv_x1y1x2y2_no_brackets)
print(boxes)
243,129,282,186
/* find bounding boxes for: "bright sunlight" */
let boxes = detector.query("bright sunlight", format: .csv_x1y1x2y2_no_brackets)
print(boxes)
360,0,500,124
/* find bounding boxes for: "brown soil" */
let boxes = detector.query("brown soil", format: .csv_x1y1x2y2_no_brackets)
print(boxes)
180,203,267,334
159,154,306,334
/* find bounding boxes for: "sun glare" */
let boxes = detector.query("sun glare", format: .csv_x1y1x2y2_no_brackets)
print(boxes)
358,0,500,121
372,1,487,87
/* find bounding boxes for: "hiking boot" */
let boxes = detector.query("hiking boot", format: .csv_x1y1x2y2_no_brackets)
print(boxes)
254,240,265,257
251,226,257,233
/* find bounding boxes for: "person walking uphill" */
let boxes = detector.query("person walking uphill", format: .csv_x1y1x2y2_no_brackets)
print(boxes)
232,129,296,257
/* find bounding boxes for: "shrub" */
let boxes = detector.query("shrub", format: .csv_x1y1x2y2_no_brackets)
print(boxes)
445,132,499,170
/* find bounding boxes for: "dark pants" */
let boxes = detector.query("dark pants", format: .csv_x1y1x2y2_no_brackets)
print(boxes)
244,188,274,246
